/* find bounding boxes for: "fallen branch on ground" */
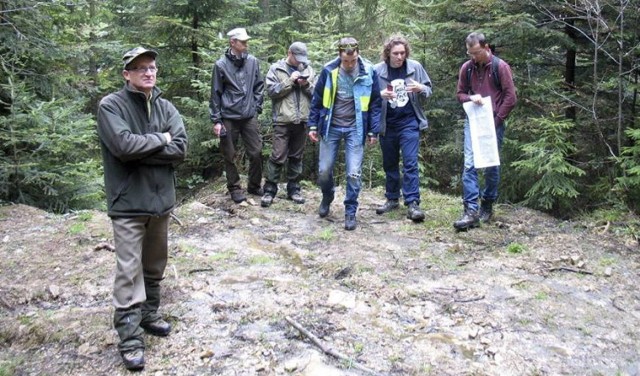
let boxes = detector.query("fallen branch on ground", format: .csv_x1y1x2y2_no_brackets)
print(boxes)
93,242,115,252
285,316,382,375
454,295,485,303
548,266,593,275
170,213,184,226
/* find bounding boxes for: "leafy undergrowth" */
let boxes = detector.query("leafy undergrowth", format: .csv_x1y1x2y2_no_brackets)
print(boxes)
1,179,639,376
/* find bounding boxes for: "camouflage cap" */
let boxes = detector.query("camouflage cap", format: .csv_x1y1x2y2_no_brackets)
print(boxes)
122,47,158,69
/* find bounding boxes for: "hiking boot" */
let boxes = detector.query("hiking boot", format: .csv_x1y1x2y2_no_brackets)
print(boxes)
406,201,425,222
479,201,493,223
121,348,145,371
140,318,171,337
230,190,246,203
288,192,305,204
318,195,333,218
247,187,264,196
453,209,480,230
376,199,399,215
261,193,274,207
344,215,357,231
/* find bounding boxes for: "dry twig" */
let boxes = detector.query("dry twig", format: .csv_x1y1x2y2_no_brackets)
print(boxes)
285,316,382,375
548,266,593,275
454,295,485,303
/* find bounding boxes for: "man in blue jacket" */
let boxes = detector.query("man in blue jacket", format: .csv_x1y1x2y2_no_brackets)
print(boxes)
97,47,187,371
308,37,382,231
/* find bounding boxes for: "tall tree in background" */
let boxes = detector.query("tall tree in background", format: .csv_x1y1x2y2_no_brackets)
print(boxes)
0,0,638,215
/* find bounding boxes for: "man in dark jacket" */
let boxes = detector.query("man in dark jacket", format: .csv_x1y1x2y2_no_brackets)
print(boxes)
97,47,187,371
209,27,265,203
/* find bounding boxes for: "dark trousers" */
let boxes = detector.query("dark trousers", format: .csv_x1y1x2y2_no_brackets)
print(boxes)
220,117,263,192
264,122,306,196
380,122,421,205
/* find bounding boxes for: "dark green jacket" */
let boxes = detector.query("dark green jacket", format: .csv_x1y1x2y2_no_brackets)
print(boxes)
97,83,187,217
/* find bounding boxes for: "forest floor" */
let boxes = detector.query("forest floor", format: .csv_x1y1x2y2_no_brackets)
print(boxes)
1,179,640,376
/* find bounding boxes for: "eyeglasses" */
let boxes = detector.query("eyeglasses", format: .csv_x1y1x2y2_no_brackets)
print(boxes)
127,66,158,73
466,49,485,56
338,43,358,51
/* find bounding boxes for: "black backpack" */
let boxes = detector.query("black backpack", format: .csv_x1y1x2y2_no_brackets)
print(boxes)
465,55,502,94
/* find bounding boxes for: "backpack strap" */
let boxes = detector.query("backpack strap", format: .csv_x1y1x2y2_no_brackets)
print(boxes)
465,60,474,95
466,56,503,94
491,55,502,92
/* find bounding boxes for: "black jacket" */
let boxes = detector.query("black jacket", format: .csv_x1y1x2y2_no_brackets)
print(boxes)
209,48,264,123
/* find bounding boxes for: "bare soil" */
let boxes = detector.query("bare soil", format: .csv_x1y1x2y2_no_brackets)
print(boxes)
1,181,640,376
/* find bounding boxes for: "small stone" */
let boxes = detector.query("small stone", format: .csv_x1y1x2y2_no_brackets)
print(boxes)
199,349,214,359
284,359,298,372
604,267,613,277
250,218,260,226
570,255,581,265
48,285,60,298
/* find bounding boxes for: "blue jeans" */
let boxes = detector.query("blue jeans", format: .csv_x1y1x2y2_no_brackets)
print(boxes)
318,126,364,216
380,122,420,205
462,119,505,212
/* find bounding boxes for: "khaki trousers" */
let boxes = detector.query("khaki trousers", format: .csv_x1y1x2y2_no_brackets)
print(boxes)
111,215,169,309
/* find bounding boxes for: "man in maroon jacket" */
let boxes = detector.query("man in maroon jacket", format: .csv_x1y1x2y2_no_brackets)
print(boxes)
453,32,517,230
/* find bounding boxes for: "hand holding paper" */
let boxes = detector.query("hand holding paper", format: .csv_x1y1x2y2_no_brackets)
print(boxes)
463,96,500,168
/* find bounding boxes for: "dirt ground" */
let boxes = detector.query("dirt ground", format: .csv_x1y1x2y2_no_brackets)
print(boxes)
1,181,640,376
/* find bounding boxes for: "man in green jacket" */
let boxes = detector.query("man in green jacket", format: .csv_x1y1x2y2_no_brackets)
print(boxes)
97,47,188,371
262,42,315,207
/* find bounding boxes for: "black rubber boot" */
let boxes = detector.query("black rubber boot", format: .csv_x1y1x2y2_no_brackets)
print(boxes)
453,208,480,230
114,306,145,370
318,194,334,218
406,201,425,222
376,199,399,215
479,200,494,223
140,279,171,337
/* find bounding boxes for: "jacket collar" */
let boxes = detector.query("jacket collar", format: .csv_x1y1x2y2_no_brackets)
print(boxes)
378,59,417,80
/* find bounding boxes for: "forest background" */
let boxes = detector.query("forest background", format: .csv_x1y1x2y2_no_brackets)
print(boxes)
1,0,639,220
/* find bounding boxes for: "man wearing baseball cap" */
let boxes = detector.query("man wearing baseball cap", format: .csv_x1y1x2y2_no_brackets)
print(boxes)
262,42,315,207
209,27,265,203
97,46,187,370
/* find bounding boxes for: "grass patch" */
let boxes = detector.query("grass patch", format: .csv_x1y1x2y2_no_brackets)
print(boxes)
176,242,200,254
77,211,93,221
534,291,549,300
0,360,18,376
317,227,335,241
599,257,616,267
209,251,235,262
506,242,527,254
249,255,273,265
68,222,85,235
